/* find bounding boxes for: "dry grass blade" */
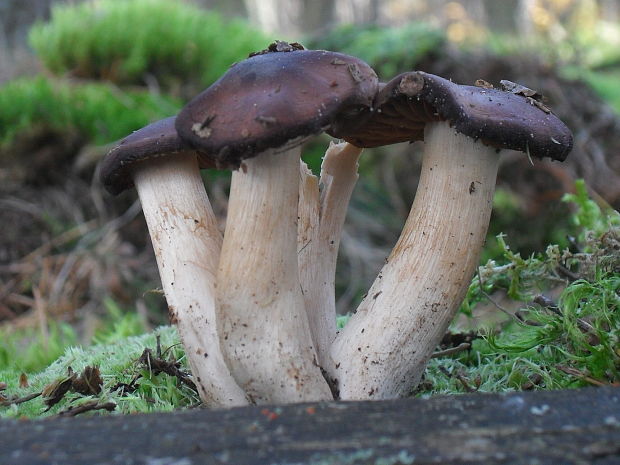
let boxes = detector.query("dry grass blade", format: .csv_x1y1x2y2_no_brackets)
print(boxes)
54,400,116,418
431,342,471,359
556,365,617,387
0,180,148,331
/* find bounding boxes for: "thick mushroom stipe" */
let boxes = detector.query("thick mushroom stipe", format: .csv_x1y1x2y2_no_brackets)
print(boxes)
135,155,248,406
217,147,332,403
330,123,499,399
100,117,247,407
298,142,364,370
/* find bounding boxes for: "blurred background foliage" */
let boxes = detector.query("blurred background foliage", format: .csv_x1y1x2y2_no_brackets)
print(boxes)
307,22,446,78
0,0,619,405
0,76,180,148
29,0,269,92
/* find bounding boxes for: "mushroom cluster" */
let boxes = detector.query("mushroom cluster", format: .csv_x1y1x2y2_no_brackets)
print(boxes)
101,42,573,406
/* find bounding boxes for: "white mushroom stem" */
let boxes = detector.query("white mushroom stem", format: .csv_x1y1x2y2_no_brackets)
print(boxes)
329,122,500,400
298,142,363,369
133,154,248,407
298,160,320,307
217,146,332,404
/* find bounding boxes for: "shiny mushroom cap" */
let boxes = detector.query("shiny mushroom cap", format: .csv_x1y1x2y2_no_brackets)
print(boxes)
330,71,573,161
100,116,214,195
175,42,379,169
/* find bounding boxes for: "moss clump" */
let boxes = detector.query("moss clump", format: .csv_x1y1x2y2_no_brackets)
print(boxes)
29,0,269,89
0,326,199,419
0,76,180,149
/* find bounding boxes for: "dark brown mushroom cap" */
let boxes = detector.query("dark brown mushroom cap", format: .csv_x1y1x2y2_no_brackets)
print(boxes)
175,46,378,169
100,116,214,195
329,71,573,161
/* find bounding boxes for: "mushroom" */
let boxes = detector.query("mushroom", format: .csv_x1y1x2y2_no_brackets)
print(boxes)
297,141,364,370
100,116,248,407
175,42,378,403
328,72,573,399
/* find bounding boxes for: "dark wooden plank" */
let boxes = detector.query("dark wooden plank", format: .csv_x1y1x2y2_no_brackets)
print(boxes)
1,387,619,465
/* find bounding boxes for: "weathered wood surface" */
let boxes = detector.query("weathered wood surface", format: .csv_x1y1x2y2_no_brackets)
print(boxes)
1,387,619,465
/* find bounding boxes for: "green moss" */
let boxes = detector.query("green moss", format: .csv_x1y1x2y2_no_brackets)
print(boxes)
434,181,620,395
0,322,79,375
425,269,619,395
0,299,146,377
0,76,180,149
29,0,269,88
0,326,198,419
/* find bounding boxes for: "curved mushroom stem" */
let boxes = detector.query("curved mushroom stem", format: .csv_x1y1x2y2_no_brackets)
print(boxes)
298,142,363,370
217,147,332,404
329,123,499,400
133,154,248,407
